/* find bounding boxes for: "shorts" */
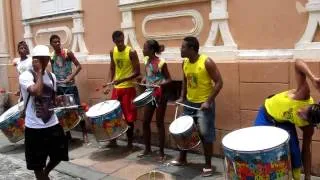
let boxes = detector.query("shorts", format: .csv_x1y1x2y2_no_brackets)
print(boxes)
57,85,80,105
25,124,69,170
254,106,302,169
111,87,137,122
181,100,216,143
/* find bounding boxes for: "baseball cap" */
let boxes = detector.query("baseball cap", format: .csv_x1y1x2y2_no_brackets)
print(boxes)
32,45,50,57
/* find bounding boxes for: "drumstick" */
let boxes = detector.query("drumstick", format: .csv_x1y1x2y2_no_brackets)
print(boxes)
0,89,16,95
175,102,200,110
102,82,113,88
49,105,79,111
134,82,160,88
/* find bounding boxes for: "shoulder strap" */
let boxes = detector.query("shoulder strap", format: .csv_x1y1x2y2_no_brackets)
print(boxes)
47,71,55,90
23,70,36,113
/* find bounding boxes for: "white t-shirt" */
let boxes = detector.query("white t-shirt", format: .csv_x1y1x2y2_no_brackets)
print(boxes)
14,56,33,75
19,70,59,129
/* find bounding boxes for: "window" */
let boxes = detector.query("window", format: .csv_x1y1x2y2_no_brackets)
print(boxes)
40,0,79,16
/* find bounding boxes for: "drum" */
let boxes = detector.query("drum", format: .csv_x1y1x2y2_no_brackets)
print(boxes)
56,108,81,132
169,115,201,150
0,102,25,143
56,94,77,107
133,90,154,107
86,100,128,142
222,126,291,179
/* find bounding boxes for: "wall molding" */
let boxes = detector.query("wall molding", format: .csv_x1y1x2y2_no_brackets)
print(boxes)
35,26,72,47
22,11,88,56
142,10,203,40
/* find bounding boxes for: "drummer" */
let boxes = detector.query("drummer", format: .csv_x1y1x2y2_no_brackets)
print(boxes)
137,39,172,161
254,59,320,180
106,30,140,148
19,45,68,180
171,36,223,177
13,41,32,97
50,34,88,143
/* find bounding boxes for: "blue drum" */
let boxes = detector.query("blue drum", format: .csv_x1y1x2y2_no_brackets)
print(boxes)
0,102,25,143
86,100,128,142
222,126,292,180
56,108,81,132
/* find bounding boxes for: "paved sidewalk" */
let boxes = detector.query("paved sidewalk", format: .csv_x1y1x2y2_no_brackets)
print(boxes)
0,131,319,180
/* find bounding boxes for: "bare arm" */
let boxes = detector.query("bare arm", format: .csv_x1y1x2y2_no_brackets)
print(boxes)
159,63,172,86
109,50,115,83
204,57,223,104
67,50,82,81
27,59,44,96
178,61,187,102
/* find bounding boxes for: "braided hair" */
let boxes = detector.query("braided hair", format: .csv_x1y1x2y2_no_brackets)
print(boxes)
307,103,320,126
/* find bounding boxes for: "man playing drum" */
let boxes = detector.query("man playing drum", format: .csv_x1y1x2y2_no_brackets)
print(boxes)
107,30,140,148
254,59,320,180
50,34,88,143
171,36,223,177
19,45,68,180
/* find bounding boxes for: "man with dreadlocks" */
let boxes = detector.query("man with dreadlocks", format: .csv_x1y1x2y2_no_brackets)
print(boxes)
254,59,320,180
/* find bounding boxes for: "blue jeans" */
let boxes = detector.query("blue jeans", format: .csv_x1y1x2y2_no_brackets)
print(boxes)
254,106,302,169
181,100,216,143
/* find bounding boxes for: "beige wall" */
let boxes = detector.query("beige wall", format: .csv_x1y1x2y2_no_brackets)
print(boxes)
82,0,121,54
229,0,309,49
10,0,24,58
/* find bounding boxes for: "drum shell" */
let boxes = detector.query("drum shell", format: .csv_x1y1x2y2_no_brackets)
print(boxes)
0,105,25,143
133,90,154,108
170,120,201,150
223,139,292,179
56,108,81,132
88,105,128,142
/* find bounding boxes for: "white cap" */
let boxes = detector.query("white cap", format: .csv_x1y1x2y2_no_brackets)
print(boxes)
32,45,50,57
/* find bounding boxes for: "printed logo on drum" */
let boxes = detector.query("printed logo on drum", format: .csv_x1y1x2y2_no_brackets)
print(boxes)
187,73,198,88
116,58,124,69
282,108,293,121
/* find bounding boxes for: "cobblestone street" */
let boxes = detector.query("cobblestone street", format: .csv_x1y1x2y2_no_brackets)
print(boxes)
0,154,79,180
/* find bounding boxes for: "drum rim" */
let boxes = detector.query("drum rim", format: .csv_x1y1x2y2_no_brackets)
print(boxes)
86,100,121,118
169,115,194,134
222,136,290,154
133,91,153,103
0,102,23,125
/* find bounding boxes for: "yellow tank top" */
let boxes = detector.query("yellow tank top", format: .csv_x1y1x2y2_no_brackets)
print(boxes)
112,46,134,88
183,54,214,103
264,91,314,127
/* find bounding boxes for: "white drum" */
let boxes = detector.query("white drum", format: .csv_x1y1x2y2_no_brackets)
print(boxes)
133,90,154,107
0,102,25,143
86,100,128,142
222,126,291,179
169,115,200,150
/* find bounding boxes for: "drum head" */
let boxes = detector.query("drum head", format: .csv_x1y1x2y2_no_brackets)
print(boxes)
169,116,194,134
0,102,23,123
222,126,289,152
86,100,120,118
133,91,152,103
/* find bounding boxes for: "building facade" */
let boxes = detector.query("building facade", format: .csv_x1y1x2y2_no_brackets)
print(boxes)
1,0,320,175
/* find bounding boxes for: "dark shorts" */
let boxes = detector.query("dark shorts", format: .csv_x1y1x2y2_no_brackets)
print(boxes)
25,124,69,170
181,100,216,143
57,85,80,105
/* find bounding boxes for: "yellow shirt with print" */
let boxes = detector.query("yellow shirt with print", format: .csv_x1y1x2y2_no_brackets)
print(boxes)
112,46,134,88
183,54,214,103
264,91,314,127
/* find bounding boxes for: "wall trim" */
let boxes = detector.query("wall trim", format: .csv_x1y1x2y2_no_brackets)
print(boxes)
142,10,203,40
35,26,72,47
